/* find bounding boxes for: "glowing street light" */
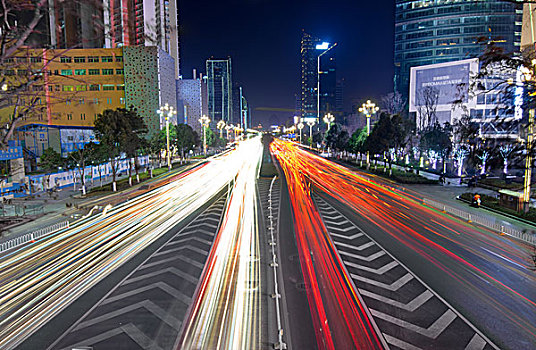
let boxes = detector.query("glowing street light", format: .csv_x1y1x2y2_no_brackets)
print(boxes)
157,103,177,171
358,100,379,167
199,115,211,156
323,113,334,132
217,120,226,139
307,119,316,147
225,124,233,141
297,121,304,144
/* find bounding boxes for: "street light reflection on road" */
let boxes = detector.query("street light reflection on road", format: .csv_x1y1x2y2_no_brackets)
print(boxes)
270,139,536,348
0,137,261,350
180,137,263,349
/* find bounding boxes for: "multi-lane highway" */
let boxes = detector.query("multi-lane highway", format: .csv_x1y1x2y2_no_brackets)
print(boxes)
0,138,263,350
179,137,263,349
270,139,535,350
1,136,534,350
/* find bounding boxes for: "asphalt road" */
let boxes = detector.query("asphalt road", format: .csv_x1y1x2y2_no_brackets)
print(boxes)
271,139,536,350
16,190,227,350
48,195,228,350
271,157,318,350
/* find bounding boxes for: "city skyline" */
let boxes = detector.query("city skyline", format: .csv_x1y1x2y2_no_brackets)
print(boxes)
179,0,396,125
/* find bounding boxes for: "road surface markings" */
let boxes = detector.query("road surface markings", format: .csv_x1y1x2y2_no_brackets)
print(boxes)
50,195,227,350
314,194,498,350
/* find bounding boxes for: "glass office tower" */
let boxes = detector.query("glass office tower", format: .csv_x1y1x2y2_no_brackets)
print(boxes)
394,0,522,101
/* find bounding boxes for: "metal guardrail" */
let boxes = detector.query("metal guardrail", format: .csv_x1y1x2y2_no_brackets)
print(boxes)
0,221,69,253
423,198,536,246
267,176,287,349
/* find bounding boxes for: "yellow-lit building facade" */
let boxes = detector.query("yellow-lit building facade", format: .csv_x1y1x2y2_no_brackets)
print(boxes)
0,46,177,159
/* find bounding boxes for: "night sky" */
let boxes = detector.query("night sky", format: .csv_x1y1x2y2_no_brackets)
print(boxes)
179,0,395,126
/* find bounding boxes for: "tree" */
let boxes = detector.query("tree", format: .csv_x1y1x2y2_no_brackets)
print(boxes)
381,91,406,115
67,133,96,195
94,108,132,191
87,142,109,187
38,147,64,191
416,86,439,130
419,122,453,173
325,123,349,153
174,124,199,162
363,113,401,169
348,128,368,155
119,109,147,185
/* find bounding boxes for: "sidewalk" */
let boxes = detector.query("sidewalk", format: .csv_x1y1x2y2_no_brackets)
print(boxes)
404,183,536,235
0,161,197,242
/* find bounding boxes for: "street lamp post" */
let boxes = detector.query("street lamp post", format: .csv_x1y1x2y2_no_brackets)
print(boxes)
217,120,226,139
157,103,176,171
199,115,210,156
358,100,379,168
307,120,316,147
297,122,304,144
317,43,337,122
323,113,334,132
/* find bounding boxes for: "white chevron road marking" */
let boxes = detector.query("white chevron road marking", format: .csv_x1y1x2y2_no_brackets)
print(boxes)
383,333,422,350
61,323,165,350
465,333,487,350
335,240,375,251
330,232,364,240
339,249,385,262
102,281,192,306
351,272,413,291
138,255,204,270
345,260,398,274
370,309,457,339
74,300,181,332
359,289,433,312
124,266,199,285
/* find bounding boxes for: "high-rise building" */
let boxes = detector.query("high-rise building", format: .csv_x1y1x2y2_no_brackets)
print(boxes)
0,47,176,156
177,71,206,133
206,58,233,125
47,0,180,78
300,31,337,122
336,78,345,113
394,0,522,100
522,3,536,51
47,0,105,49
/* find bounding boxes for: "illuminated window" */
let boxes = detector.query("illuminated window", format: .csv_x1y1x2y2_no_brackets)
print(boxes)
107,98,112,104
63,85,74,92
76,85,86,91
61,69,72,76
120,97,125,104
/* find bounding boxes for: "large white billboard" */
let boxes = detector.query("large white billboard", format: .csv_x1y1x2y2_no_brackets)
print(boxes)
409,58,479,113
